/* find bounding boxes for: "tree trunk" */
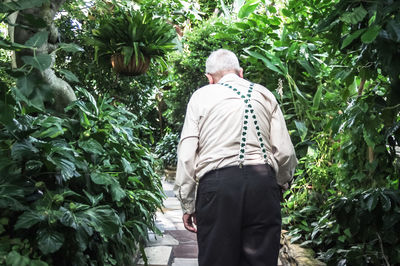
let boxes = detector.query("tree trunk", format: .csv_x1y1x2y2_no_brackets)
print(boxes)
11,0,76,113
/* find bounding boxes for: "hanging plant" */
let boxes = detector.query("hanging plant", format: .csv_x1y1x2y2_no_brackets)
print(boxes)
89,8,177,75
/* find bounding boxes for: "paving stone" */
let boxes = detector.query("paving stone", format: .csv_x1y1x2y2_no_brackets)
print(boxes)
164,190,175,197
137,246,172,266
155,211,176,232
163,198,182,211
166,230,198,258
163,210,184,224
172,258,198,266
147,233,179,247
172,244,198,259
162,180,175,191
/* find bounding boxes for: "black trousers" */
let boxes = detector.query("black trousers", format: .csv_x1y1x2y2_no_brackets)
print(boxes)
195,164,281,266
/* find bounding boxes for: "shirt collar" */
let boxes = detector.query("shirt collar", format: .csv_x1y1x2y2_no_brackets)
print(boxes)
218,73,241,84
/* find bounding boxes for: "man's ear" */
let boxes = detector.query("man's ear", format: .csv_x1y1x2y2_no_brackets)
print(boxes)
206,74,214,84
238,68,243,78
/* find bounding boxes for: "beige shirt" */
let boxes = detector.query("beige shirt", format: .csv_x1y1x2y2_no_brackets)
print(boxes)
174,73,297,214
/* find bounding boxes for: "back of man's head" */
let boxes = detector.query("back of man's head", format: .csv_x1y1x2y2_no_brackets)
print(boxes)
206,49,241,75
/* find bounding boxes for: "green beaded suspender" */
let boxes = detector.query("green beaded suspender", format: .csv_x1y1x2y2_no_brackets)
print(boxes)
219,82,272,168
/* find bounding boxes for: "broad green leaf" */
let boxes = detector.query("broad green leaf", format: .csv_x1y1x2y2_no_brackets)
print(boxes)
11,138,39,160
298,59,317,77
58,43,84,53
340,6,367,25
90,172,112,185
82,206,121,236
110,182,126,201
15,211,45,230
6,251,30,266
48,157,79,181
245,50,283,75
78,139,105,155
0,0,47,12
238,0,260,19
0,102,14,127
341,29,366,49
344,228,352,238
21,54,52,72
32,126,64,139
17,74,36,97
24,31,48,48
37,228,64,255
294,120,307,141
83,190,103,206
381,193,392,211
312,86,323,109
366,194,378,212
121,157,133,173
363,128,375,148
361,25,381,44
59,69,79,82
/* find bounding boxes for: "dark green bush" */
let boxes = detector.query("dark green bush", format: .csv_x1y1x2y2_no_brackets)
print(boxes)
0,87,164,265
155,131,179,168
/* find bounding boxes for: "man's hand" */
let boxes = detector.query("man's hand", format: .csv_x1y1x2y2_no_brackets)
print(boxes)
183,213,197,233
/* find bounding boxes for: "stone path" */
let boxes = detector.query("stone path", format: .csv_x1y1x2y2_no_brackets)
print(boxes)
138,179,198,266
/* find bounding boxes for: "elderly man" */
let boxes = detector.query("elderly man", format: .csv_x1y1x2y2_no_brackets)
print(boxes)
174,49,297,266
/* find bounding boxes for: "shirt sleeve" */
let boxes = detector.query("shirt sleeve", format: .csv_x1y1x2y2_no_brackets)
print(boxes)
270,104,297,185
174,96,199,214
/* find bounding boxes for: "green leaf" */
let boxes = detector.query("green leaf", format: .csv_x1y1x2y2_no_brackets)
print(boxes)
58,43,84,53
59,69,79,82
110,182,126,201
79,139,105,155
83,190,103,206
11,138,39,160
298,59,317,77
361,25,381,44
312,86,323,109
90,172,112,185
48,157,79,181
24,31,48,48
0,102,14,127
21,54,52,71
37,228,64,255
245,50,283,75
82,206,121,236
15,211,45,230
122,46,134,65
363,128,375,148
341,29,366,49
294,120,307,141
340,6,367,25
381,193,392,211
238,0,260,19
6,251,30,266
121,157,133,173
366,194,378,212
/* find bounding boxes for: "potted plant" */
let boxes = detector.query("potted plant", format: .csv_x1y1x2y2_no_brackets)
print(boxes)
90,9,177,76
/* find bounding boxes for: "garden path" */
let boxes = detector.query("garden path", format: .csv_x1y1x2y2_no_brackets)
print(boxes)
138,179,198,266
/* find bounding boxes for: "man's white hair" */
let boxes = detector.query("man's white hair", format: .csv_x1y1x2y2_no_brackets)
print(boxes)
205,49,241,74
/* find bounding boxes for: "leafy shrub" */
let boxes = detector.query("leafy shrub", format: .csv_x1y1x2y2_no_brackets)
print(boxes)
283,188,400,265
313,188,400,265
155,131,179,168
0,87,164,265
